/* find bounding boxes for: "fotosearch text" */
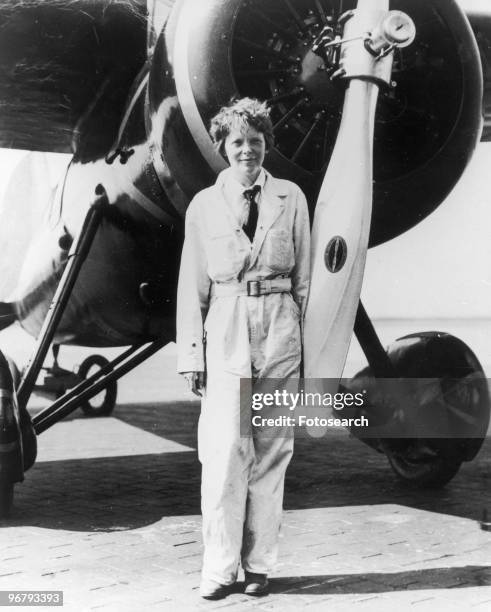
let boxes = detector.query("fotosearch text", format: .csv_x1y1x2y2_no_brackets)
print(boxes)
251,414,369,428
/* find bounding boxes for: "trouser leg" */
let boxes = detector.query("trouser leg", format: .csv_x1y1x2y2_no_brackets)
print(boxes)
241,427,294,573
198,370,253,584
241,314,301,574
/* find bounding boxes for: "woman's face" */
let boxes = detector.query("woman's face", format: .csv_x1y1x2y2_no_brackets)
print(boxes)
223,125,266,185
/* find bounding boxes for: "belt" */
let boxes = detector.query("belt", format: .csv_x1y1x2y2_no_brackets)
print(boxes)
211,278,292,297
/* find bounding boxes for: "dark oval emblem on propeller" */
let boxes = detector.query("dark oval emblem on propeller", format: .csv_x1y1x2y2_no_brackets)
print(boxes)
324,236,347,273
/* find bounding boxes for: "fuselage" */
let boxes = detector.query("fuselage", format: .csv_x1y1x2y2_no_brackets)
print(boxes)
10,67,183,347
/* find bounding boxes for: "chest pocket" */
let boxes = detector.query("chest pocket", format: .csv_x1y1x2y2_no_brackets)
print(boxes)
262,228,294,272
207,231,246,280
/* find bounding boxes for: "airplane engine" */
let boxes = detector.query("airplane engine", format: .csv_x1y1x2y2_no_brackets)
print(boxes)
149,0,483,246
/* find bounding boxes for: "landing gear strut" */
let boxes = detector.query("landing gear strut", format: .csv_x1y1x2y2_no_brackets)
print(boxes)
0,185,167,517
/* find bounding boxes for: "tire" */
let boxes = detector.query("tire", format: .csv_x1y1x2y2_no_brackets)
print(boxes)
77,355,117,417
349,332,489,488
0,481,14,519
385,443,462,488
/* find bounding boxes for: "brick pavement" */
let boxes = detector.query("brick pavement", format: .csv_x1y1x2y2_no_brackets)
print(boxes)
0,398,490,612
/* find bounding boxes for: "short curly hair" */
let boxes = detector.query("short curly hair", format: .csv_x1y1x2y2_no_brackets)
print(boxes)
209,97,274,156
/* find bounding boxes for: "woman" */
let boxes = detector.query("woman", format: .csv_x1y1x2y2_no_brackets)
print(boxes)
177,97,310,599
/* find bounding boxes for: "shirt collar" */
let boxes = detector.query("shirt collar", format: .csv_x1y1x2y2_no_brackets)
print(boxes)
223,168,266,198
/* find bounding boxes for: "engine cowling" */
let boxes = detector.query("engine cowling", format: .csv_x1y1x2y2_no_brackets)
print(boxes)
149,0,483,246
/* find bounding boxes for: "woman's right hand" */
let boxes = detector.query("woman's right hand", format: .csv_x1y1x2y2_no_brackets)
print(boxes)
182,371,205,397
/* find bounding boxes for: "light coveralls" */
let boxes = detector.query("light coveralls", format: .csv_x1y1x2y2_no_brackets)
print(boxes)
177,167,310,585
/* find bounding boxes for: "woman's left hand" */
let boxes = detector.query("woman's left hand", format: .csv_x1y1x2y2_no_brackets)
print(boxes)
182,371,205,397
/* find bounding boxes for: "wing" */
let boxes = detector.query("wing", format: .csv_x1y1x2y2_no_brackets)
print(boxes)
0,0,148,154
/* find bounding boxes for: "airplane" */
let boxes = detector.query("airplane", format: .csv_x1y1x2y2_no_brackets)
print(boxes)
0,0,490,518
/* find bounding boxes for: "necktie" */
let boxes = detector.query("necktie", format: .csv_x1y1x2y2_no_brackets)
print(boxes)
243,185,260,242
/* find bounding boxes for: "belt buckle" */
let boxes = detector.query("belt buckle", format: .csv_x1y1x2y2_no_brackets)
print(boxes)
247,280,261,297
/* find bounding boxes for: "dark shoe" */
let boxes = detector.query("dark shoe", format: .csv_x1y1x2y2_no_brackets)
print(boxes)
199,579,232,600
244,571,269,596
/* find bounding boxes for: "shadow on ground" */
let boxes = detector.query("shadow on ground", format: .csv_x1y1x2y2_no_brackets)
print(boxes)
268,565,491,593
1,402,489,531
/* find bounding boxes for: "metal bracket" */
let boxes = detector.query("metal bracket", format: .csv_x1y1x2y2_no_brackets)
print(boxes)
311,7,415,87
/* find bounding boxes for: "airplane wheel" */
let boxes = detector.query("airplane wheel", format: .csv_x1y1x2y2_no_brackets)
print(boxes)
349,331,489,488
382,333,489,488
0,481,14,519
77,355,117,417
385,444,462,488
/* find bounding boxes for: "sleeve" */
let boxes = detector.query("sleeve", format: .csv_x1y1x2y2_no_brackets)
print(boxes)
176,198,211,373
291,186,311,323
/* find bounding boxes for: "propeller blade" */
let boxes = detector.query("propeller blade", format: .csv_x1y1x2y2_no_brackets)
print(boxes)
304,0,395,380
